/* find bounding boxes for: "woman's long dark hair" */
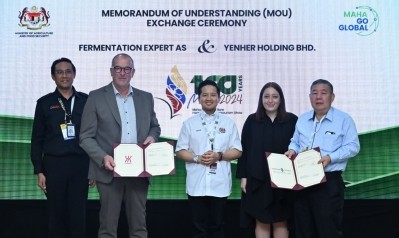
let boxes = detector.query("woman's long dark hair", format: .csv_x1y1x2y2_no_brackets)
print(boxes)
255,82,288,122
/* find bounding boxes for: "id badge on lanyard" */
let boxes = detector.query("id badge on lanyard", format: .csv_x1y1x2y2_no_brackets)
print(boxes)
209,163,217,174
59,96,75,140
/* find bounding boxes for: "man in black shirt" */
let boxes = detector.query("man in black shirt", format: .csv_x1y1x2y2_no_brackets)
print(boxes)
31,58,90,238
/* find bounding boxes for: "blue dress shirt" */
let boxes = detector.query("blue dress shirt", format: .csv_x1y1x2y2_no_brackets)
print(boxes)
289,107,360,172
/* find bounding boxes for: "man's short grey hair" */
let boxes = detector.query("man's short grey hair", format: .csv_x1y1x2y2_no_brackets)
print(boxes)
310,79,333,93
111,53,134,69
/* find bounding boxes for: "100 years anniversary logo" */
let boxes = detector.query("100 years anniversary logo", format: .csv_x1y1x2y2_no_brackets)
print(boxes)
156,66,243,119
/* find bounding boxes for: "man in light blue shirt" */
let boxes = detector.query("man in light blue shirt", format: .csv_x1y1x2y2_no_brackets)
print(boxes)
285,79,360,238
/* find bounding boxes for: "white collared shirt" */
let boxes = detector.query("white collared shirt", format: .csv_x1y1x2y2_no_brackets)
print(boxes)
175,111,242,197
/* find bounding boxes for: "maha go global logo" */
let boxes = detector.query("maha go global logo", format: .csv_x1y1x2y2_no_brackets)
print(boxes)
156,66,243,119
339,6,379,36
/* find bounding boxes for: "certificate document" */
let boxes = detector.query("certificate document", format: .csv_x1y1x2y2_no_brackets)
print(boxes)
266,148,326,190
113,141,175,177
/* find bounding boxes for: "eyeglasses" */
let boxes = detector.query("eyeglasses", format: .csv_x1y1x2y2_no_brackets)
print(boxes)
55,70,73,76
112,66,133,73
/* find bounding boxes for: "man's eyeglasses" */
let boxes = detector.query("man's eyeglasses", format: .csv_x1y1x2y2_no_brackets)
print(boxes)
55,70,73,76
112,66,133,74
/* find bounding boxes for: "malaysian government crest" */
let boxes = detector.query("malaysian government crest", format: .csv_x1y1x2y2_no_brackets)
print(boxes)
18,6,50,30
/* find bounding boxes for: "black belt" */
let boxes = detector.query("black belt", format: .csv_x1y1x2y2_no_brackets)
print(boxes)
325,171,342,177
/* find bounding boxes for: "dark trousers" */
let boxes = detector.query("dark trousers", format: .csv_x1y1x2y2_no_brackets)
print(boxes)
187,195,228,238
44,155,89,238
294,172,345,238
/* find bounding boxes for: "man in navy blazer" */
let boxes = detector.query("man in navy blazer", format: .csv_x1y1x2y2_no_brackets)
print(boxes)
80,53,161,238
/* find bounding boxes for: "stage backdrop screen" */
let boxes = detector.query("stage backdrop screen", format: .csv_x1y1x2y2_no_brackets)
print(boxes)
0,0,398,199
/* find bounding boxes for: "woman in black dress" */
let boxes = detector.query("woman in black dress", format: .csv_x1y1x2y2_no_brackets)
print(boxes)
237,82,297,238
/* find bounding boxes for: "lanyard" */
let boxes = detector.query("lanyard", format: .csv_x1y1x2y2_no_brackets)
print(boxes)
200,113,219,150
58,96,75,123
308,114,326,150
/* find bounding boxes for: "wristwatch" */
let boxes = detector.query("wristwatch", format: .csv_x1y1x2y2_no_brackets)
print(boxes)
193,155,199,163
218,152,223,161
